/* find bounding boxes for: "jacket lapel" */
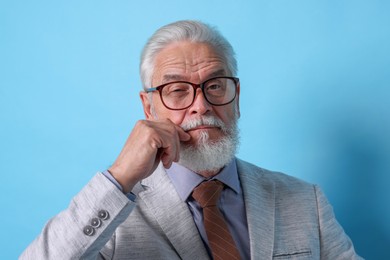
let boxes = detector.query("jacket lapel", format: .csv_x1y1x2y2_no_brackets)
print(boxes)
138,164,209,259
237,159,275,260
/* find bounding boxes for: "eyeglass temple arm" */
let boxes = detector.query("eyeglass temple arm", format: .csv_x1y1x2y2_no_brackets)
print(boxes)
145,87,158,93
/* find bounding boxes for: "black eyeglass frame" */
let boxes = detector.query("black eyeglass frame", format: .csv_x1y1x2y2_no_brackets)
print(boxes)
145,76,240,111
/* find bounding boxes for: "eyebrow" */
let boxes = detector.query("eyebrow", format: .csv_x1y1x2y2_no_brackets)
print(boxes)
207,69,227,79
161,69,227,84
162,74,185,83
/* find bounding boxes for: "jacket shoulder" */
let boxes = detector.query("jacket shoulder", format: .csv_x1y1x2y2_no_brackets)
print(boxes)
237,158,313,186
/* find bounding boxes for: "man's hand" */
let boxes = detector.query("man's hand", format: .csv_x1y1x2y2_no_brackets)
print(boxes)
108,119,191,193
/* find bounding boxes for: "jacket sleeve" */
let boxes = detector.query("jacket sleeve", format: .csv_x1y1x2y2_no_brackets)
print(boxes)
315,185,364,260
19,173,136,260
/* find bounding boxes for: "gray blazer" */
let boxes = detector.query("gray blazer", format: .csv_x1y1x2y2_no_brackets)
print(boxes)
20,159,362,259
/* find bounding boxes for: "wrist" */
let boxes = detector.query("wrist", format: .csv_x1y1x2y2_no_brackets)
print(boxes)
107,168,138,194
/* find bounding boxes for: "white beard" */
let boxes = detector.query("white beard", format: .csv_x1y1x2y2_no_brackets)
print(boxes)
148,96,240,174
178,113,239,174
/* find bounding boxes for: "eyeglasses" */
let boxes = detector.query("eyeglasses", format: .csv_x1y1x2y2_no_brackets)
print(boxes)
145,76,239,110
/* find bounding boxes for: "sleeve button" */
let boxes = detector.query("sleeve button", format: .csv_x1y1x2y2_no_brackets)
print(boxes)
83,225,95,236
98,209,109,220
91,217,102,228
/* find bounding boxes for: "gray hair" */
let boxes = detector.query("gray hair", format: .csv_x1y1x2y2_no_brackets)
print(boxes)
140,20,237,90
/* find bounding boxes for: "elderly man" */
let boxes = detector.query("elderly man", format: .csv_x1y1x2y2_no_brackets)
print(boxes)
21,20,361,259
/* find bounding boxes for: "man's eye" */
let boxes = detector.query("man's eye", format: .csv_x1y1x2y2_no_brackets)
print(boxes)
168,88,188,94
208,84,222,90
165,85,191,95
206,84,225,92
171,88,187,92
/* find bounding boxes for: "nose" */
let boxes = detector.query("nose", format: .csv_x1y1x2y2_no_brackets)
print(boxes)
188,88,212,115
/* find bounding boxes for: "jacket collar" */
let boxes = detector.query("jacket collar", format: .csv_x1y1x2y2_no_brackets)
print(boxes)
139,163,209,259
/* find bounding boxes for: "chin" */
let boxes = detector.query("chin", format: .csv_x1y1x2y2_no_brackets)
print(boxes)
179,130,239,174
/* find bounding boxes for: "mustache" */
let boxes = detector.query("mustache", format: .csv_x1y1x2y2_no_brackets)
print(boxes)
180,116,227,132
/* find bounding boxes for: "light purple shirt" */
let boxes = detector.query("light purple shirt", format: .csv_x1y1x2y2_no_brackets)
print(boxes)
166,159,250,259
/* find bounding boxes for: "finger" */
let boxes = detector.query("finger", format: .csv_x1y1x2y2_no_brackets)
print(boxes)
160,134,177,168
160,121,184,163
174,130,181,162
175,125,191,141
170,125,184,162
160,146,174,168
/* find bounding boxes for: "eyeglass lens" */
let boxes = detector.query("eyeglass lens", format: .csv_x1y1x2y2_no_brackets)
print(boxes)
161,77,236,109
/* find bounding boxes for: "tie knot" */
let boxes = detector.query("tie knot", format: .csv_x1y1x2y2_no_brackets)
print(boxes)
192,180,224,208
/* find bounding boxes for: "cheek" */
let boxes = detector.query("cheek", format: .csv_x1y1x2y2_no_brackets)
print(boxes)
169,113,186,125
156,108,187,125
214,106,235,123
151,97,186,124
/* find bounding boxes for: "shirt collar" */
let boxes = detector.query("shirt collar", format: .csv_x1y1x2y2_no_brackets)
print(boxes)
166,158,240,202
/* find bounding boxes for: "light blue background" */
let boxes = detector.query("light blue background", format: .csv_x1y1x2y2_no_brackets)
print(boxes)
1,1,389,259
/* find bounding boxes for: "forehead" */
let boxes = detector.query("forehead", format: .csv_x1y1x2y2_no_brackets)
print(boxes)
152,41,228,84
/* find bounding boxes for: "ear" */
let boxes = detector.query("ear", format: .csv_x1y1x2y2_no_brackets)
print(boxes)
140,91,154,119
235,81,241,118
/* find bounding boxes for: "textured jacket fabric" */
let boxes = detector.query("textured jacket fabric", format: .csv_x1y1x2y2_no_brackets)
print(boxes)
20,159,362,259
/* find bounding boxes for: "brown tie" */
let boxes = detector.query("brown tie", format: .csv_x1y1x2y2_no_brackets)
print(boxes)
192,180,241,260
